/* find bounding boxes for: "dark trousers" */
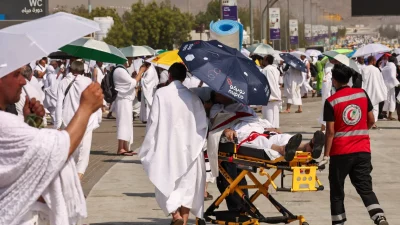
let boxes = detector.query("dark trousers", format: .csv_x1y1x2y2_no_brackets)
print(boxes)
329,152,384,224
217,162,249,212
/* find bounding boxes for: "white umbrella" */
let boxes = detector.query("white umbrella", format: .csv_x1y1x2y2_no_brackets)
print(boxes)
143,46,156,56
290,51,311,61
305,49,322,57
0,12,99,78
272,50,283,62
0,33,47,78
119,45,154,57
2,12,99,55
352,43,391,58
247,43,275,56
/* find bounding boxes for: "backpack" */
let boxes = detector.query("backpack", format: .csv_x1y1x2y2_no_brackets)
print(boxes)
309,63,318,77
101,65,125,104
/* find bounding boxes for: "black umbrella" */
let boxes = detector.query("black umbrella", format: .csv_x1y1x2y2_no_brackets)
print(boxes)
48,51,74,59
178,40,271,105
279,53,307,73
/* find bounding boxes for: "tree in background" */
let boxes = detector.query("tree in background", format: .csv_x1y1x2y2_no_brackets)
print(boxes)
123,2,193,49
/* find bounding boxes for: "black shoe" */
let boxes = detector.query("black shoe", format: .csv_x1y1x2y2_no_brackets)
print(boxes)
284,134,302,161
311,131,325,159
375,215,389,225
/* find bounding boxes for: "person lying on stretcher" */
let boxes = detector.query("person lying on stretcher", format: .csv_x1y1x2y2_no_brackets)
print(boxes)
206,93,325,162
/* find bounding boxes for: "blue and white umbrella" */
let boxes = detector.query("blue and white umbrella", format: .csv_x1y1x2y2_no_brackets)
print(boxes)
279,53,307,73
178,40,271,105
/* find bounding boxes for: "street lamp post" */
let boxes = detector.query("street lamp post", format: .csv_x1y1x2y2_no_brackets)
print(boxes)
286,0,290,51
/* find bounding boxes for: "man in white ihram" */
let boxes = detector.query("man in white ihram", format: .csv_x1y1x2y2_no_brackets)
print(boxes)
261,54,281,128
0,64,103,225
113,59,143,155
55,61,100,180
139,63,208,225
380,55,400,120
283,64,303,113
44,60,63,124
362,56,387,128
139,63,159,123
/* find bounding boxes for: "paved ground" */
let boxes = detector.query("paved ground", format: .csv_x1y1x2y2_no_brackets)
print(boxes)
82,97,400,225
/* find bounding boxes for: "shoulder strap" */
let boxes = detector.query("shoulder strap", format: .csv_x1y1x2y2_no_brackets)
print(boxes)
63,76,77,105
211,112,254,132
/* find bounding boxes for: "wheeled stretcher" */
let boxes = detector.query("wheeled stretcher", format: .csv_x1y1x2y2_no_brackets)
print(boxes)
196,141,325,225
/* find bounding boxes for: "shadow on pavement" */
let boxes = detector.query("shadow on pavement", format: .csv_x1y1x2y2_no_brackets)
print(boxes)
90,218,196,225
123,192,155,198
103,159,141,164
91,151,121,156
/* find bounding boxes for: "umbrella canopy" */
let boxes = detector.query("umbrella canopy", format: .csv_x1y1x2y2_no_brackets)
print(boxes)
60,38,127,64
143,45,156,56
247,43,275,56
323,51,360,74
334,49,354,55
149,50,183,70
305,49,322,57
279,53,307,73
0,12,99,78
290,51,311,61
352,43,391,58
48,51,74,59
178,40,270,105
0,33,47,78
119,45,154,58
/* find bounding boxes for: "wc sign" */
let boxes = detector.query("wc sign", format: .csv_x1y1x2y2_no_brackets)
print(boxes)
0,0,48,20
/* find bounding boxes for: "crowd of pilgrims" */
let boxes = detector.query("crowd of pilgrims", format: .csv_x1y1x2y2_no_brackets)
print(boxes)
3,48,398,225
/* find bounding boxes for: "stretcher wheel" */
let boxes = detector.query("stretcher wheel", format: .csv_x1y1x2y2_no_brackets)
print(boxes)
302,222,309,225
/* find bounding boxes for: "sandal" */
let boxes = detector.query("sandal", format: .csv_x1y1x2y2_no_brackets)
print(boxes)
117,151,135,156
310,131,325,159
295,110,303,113
204,192,213,201
284,134,302,161
170,219,184,225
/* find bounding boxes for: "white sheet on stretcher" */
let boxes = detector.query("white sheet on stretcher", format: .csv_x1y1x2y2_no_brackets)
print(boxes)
240,133,292,161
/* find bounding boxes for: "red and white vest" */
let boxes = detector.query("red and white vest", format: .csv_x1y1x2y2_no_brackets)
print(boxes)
327,87,370,156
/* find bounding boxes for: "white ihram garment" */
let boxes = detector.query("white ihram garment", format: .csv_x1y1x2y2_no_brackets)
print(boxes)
55,73,99,174
43,66,62,123
34,64,46,88
381,62,400,112
139,81,208,218
139,65,159,122
286,67,303,106
301,59,313,95
0,111,86,225
362,65,387,122
114,67,136,149
261,65,281,128
318,62,334,125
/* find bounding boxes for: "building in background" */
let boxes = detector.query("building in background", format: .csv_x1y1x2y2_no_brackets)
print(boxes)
93,17,114,41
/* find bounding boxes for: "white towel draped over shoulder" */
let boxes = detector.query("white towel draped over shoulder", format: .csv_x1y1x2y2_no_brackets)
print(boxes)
0,111,86,225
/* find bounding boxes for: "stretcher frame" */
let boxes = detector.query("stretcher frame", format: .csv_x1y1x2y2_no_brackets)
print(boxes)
196,143,324,225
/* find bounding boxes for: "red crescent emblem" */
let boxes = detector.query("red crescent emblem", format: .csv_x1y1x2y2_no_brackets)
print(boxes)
347,109,354,121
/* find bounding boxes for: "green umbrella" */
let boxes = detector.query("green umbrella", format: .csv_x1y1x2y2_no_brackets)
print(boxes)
323,51,360,74
334,49,354,55
60,38,127,64
321,49,353,63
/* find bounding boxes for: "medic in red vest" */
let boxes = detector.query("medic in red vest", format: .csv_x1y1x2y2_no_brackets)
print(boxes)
319,64,389,225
